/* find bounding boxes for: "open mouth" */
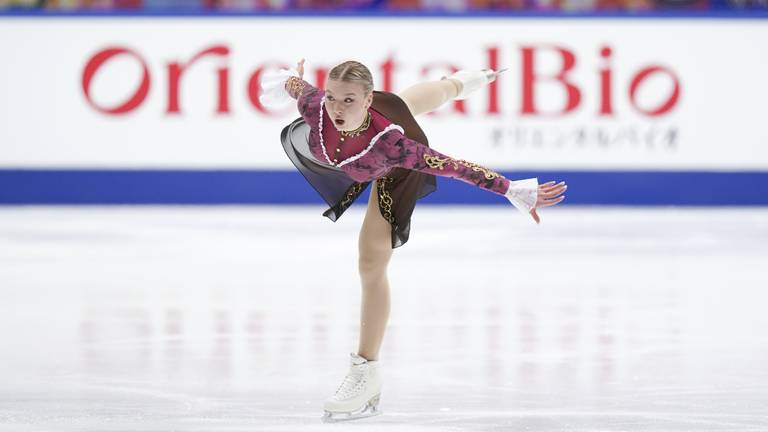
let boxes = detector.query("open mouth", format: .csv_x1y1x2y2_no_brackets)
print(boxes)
334,118,345,126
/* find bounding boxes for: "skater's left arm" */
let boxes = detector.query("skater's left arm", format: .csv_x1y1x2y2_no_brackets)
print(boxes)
379,133,566,222
381,134,510,195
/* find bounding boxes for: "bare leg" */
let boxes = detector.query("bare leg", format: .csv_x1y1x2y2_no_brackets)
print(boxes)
356,181,393,361
397,79,462,117
354,75,482,359
353,79,461,359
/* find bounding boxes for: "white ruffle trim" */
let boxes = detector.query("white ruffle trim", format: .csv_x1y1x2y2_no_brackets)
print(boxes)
318,96,404,168
259,68,300,108
318,96,331,164
337,123,404,168
505,177,538,216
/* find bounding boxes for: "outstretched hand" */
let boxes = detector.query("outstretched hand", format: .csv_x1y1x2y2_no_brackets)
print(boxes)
530,181,567,224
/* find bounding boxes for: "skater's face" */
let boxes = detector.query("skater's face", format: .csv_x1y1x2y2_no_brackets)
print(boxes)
324,79,373,132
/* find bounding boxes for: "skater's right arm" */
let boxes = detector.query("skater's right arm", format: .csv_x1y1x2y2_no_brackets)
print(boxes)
287,77,323,123
286,59,324,117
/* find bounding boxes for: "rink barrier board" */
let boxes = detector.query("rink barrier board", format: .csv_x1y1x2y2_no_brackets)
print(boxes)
2,19,767,171
0,169,766,205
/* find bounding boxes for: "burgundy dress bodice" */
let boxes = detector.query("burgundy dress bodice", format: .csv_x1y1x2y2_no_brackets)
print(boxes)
293,80,510,195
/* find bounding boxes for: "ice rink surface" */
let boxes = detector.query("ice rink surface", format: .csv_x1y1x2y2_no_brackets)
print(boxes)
1,205,767,432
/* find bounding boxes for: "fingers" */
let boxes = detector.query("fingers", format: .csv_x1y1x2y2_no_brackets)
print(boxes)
539,182,567,198
530,208,540,224
536,180,567,209
530,179,567,223
540,180,565,191
538,195,566,208
540,186,566,198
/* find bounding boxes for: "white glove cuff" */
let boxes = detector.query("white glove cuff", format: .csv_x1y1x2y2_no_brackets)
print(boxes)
505,177,538,215
259,67,300,108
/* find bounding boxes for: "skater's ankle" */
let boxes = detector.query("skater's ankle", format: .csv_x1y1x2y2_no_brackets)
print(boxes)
447,78,463,99
357,352,378,361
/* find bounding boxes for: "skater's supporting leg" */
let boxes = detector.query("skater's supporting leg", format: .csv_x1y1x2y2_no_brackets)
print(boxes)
356,181,393,362
397,79,461,117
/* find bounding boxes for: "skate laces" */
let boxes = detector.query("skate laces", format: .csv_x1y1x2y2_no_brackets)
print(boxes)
333,364,369,400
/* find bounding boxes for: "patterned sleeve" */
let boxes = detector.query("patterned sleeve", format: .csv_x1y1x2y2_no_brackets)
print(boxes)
382,133,511,196
286,77,324,126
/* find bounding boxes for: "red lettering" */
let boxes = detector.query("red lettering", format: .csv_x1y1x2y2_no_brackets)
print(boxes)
166,45,230,115
82,47,150,115
629,66,681,116
217,67,230,114
486,46,500,115
521,45,581,116
79,45,682,121
314,68,328,90
599,46,613,116
380,55,397,93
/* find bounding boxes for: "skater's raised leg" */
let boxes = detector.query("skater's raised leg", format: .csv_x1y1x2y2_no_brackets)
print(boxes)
397,79,461,117
397,69,504,117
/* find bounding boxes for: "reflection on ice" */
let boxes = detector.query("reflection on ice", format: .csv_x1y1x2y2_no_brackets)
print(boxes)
0,206,767,431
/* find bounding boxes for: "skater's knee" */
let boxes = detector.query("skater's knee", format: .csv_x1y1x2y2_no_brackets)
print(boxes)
358,246,390,282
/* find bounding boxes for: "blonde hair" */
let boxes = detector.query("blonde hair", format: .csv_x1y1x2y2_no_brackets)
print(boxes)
328,60,374,94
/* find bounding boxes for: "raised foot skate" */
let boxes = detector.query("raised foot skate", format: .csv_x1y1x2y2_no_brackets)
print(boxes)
321,394,382,423
443,68,508,100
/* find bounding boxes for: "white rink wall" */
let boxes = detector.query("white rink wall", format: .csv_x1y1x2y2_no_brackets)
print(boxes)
0,17,767,204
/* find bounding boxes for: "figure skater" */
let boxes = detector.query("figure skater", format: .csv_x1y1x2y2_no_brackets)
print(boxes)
260,59,567,422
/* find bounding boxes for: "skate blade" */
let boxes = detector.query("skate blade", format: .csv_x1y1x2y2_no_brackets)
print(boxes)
321,409,381,423
321,394,381,423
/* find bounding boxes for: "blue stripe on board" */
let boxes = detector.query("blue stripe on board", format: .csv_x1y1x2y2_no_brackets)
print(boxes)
1,169,766,205
0,10,766,19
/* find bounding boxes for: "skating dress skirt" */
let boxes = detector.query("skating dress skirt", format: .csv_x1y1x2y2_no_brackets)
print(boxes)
281,91,436,249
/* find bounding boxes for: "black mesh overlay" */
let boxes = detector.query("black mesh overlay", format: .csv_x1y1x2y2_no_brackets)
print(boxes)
279,91,436,248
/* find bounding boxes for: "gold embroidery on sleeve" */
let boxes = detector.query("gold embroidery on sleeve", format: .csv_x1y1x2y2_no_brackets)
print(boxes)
422,154,500,180
456,160,500,180
423,154,453,171
285,76,305,99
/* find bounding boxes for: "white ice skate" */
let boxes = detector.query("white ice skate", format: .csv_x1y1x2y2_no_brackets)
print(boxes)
321,352,382,423
442,68,508,100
